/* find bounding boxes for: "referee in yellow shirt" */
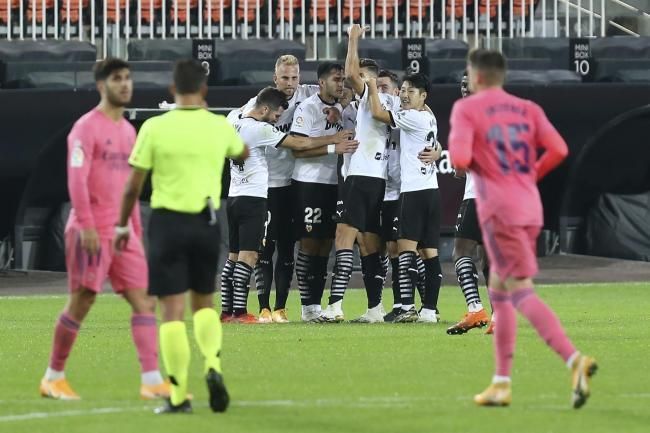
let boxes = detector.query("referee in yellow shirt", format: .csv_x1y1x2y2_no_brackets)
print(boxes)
115,59,248,414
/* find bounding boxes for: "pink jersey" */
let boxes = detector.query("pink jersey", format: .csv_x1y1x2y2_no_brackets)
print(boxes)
66,108,141,238
448,88,568,226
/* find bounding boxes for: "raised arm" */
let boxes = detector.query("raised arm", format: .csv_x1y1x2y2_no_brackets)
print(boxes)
345,24,366,96
367,78,392,125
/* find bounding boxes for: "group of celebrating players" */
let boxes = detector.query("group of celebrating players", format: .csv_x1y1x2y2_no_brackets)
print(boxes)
222,24,491,334
38,24,598,413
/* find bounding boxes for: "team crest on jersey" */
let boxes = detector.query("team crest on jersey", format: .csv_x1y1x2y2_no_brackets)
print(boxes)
295,116,304,127
306,224,313,233
70,139,84,168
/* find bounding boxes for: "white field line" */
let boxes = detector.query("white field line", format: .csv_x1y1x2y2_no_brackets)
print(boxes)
2,393,650,422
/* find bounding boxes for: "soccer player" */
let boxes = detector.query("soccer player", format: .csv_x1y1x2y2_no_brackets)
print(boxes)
290,62,347,322
39,58,168,401
116,59,247,414
319,24,401,323
448,49,597,408
224,87,356,324
368,73,443,323
447,72,491,335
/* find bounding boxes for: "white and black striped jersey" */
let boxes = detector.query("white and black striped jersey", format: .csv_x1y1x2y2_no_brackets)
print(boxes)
389,108,439,193
227,84,319,188
347,83,400,179
290,93,343,185
227,116,288,198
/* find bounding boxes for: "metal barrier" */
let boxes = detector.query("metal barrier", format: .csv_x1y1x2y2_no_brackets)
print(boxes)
0,0,647,57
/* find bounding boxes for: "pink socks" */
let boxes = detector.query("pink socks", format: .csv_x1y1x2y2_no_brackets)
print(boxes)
49,313,80,371
512,288,577,363
131,313,159,373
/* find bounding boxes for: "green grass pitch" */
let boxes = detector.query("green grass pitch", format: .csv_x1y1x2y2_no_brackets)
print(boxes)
1,283,649,433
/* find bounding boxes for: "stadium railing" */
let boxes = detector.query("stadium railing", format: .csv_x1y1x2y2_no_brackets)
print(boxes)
0,0,646,58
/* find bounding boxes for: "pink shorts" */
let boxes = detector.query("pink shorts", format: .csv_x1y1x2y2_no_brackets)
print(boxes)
65,227,148,293
481,217,541,280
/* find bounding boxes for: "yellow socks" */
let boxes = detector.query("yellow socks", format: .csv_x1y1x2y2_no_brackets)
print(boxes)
159,321,190,406
192,308,223,374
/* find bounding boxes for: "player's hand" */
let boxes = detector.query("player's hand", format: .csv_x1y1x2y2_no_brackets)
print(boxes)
80,228,100,256
332,129,355,144
323,107,342,124
335,139,359,154
113,230,130,253
368,77,377,90
418,143,442,164
347,24,367,39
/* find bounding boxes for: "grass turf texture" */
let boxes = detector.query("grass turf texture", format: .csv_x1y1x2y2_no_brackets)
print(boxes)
1,283,649,433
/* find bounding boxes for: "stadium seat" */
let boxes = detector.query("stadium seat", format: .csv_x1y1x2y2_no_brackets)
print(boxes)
239,68,317,85
59,0,89,24
131,70,174,88
127,39,193,60
169,0,198,25
428,59,468,83
426,39,469,59
236,0,265,22
501,37,569,68
408,0,431,20
204,0,232,24
375,0,403,22
308,0,335,23
512,0,539,16
276,0,300,21
140,0,163,24
608,70,650,84
337,38,402,69
590,36,650,59
27,0,54,24
0,0,20,24
446,0,472,18
505,69,581,84
342,0,369,22
507,57,553,70
1,60,174,89
594,59,650,82
214,39,305,61
0,40,96,62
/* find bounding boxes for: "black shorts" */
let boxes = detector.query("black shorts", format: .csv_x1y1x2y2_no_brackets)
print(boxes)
227,196,268,253
381,200,399,242
267,186,293,242
339,175,385,234
397,188,441,249
148,208,221,296
455,198,483,243
292,180,337,239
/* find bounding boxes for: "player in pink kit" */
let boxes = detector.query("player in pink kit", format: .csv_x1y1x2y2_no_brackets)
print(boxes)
39,58,169,401
448,49,597,408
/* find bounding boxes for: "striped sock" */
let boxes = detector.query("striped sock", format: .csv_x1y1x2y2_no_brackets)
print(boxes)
398,251,418,308
454,256,481,307
255,257,272,311
415,256,426,302
232,261,253,316
309,256,329,306
390,258,401,308
328,249,354,305
220,259,235,315
295,251,311,306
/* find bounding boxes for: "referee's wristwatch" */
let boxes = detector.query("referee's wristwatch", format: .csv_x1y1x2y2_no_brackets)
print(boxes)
115,226,130,236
